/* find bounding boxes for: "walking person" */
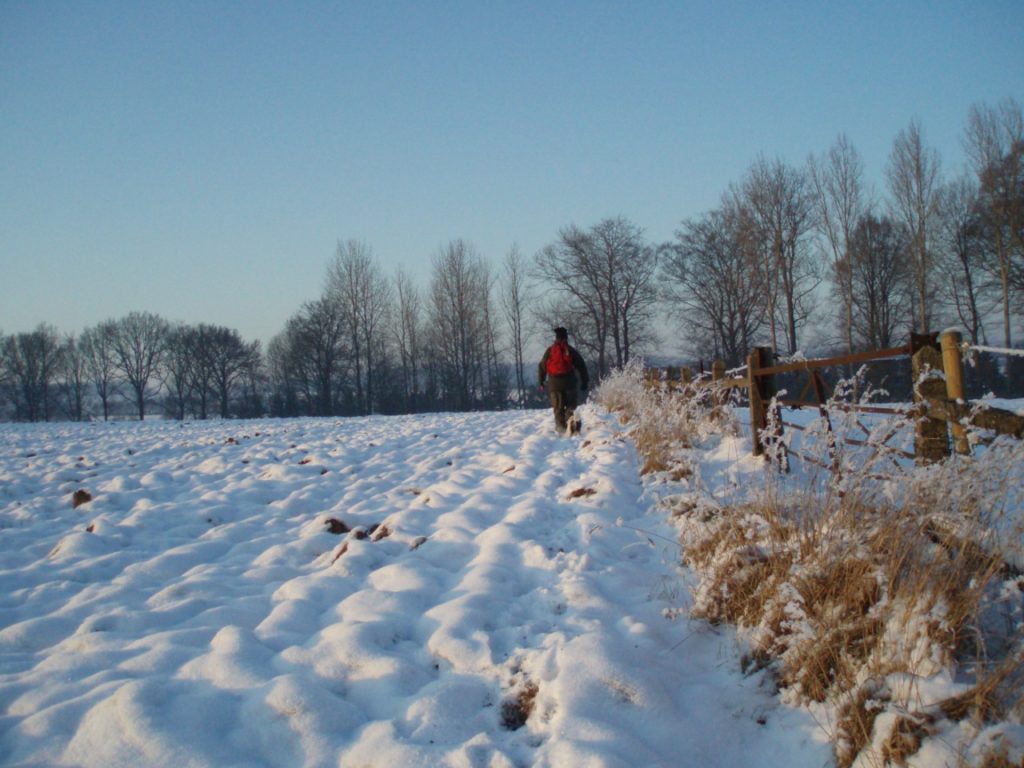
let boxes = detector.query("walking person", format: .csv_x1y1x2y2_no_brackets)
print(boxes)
538,327,589,435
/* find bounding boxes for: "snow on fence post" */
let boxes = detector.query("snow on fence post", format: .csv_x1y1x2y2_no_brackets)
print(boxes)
912,340,951,464
940,329,970,456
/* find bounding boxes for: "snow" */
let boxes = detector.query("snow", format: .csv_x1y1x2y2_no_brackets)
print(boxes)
0,406,831,767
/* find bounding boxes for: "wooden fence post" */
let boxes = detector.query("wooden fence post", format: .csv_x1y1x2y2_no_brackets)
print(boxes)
912,344,950,463
681,367,693,385
711,359,726,407
940,330,970,455
747,348,774,457
712,359,725,382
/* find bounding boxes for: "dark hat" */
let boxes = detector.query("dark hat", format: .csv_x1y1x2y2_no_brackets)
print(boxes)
553,327,568,340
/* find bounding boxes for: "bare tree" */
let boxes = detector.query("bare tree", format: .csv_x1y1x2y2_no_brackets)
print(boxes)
58,333,89,421
534,226,611,374
184,324,217,420
849,213,912,349
110,311,169,420
937,175,996,345
0,324,63,421
327,240,393,415
662,202,766,367
162,324,197,420
391,268,424,412
235,352,265,419
596,217,661,365
266,330,304,417
205,325,260,418
293,297,348,416
809,134,871,353
741,156,819,354
427,240,495,410
964,97,1024,347
886,119,942,332
480,267,507,407
534,217,658,377
500,244,532,406
80,321,119,421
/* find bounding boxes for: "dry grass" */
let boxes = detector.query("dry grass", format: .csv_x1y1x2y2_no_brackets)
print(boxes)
599,361,1024,767
678,490,1022,766
682,486,1014,699
680,470,1022,766
835,682,890,768
975,749,1024,768
595,361,737,481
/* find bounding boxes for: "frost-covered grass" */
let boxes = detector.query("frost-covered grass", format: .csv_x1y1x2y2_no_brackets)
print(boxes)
595,364,1024,768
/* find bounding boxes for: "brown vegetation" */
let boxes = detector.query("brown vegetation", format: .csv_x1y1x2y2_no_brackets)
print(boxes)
597,362,1024,767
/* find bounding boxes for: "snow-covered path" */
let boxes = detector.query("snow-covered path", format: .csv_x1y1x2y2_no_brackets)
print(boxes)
0,406,829,767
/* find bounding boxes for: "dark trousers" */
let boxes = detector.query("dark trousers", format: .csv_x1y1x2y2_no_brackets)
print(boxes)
548,386,579,432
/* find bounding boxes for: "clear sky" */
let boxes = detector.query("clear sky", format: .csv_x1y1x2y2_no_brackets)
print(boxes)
2,1,1022,345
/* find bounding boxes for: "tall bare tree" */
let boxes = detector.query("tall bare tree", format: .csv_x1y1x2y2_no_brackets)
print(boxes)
0,324,63,421
964,97,1024,348
110,311,169,420
184,324,217,420
480,267,507,407
663,201,766,367
205,325,260,418
849,213,911,349
163,324,197,420
266,330,304,417
886,120,942,332
937,175,995,346
80,321,119,421
293,297,348,416
428,240,495,410
391,268,423,412
809,134,870,353
58,334,89,421
534,216,658,376
742,156,819,354
327,240,393,415
500,244,532,406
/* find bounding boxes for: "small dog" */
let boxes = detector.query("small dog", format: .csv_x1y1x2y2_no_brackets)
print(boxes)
567,413,581,436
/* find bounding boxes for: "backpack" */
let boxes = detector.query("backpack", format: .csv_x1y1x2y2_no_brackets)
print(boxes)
546,340,574,376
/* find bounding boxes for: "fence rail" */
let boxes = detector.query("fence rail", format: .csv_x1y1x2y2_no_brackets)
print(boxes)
646,330,1023,467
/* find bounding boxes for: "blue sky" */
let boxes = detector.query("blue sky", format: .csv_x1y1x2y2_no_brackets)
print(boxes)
2,1,1022,345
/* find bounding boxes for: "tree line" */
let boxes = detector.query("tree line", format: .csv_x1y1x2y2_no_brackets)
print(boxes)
2,98,1021,422
0,314,262,422
667,99,1023,369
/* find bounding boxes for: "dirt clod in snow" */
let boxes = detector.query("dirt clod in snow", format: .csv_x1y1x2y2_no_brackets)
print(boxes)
501,682,539,730
325,518,350,535
568,487,596,499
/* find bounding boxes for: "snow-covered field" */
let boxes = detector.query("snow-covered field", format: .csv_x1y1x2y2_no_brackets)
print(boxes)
0,406,830,767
